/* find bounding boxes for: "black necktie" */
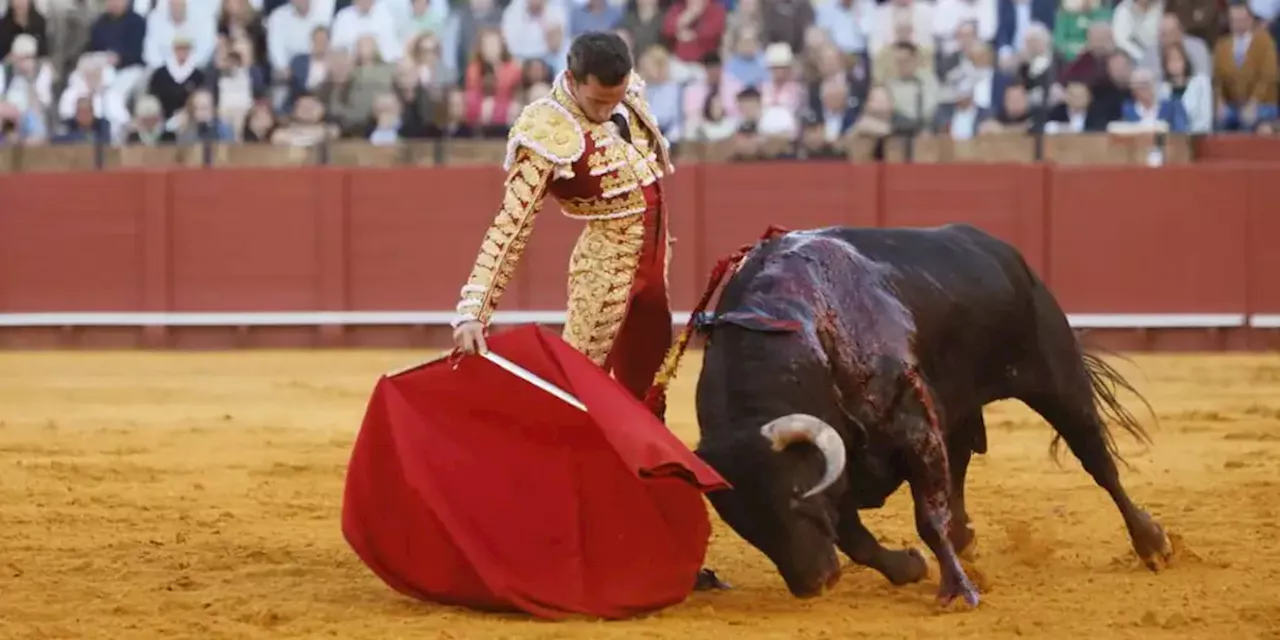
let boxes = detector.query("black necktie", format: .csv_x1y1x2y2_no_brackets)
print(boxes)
609,113,632,144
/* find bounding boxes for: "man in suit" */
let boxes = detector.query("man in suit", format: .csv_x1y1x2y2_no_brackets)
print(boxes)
1212,2,1278,130
811,74,859,141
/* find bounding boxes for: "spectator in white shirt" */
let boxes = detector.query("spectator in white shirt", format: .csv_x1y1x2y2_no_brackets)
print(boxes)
1111,0,1163,63
267,0,330,74
0,33,54,114
933,0,997,55
143,0,217,69
57,52,131,139
501,0,568,62
867,0,933,56
331,0,403,63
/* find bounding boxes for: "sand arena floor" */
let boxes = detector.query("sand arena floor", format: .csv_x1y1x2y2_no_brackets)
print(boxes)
2,350,1279,640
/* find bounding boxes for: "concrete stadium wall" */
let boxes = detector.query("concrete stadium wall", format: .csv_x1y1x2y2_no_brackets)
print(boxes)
1,162,1277,351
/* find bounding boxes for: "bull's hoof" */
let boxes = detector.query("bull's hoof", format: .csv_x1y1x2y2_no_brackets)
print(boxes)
1132,514,1173,572
883,548,929,586
936,568,981,610
953,527,978,562
693,568,731,591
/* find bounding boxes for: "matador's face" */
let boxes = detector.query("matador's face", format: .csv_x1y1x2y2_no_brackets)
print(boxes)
567,72,628,124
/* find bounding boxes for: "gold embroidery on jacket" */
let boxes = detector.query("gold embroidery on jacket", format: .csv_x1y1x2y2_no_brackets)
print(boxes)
458,147,554,324
563,215,647,364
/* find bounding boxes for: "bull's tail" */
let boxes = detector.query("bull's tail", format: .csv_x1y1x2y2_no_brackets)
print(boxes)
1049,338,1157,468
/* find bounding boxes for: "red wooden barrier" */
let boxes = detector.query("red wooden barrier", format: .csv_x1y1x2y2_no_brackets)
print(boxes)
0,163,1275,350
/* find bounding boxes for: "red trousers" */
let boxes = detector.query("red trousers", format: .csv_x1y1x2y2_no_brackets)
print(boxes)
603,197,672,408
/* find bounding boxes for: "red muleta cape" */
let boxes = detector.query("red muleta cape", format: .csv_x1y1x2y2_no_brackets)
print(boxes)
341,324,729,620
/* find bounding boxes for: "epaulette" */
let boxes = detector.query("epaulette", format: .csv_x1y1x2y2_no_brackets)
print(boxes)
503,99,586,172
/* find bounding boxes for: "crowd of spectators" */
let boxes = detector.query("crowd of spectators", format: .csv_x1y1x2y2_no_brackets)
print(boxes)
0,0,1276,151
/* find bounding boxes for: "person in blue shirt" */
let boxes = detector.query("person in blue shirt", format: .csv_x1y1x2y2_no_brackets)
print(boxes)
1120,67,1190,132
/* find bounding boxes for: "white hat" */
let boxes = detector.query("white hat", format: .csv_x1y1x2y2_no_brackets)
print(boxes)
11,34,37,57
764,42,793,68
134,95,163,118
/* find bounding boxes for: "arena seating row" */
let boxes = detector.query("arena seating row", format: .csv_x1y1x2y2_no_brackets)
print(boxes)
5,134,1280,172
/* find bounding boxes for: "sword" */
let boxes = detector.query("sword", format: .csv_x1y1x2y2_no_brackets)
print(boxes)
480,351,588,412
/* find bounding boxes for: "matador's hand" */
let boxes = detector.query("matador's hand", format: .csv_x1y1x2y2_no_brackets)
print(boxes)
452,321,489,355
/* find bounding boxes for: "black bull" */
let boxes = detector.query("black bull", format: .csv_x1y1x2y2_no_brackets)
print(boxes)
692,224,1173,606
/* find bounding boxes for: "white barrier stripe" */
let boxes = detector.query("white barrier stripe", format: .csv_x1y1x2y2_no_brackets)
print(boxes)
1249,315,1280,328
0,311,1260,328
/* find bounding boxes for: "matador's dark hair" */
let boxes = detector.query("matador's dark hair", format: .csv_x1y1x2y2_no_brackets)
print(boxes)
567,31,633,87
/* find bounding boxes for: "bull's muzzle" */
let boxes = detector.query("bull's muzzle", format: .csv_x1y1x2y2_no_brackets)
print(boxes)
759,414,847,499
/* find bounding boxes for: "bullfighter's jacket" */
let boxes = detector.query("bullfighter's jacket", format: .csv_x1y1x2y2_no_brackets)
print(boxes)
453,70,675,365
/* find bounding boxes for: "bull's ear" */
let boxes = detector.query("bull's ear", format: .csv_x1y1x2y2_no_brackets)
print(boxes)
714,309,803,333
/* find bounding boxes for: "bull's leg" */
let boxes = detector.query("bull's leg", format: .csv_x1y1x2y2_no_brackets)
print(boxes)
946,411,984,558
900,415,981,608
835,507,928,586
1022,393,1172,570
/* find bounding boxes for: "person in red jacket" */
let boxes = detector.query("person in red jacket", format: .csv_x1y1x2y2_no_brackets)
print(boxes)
661,0,727,66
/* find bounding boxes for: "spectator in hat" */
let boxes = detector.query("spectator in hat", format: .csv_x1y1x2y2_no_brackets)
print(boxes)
0,0,49,60
1,34,52,114
147,34,207,119
760,42,803,114
56,52,131,137
144,0,216,69
933,76,993,138
124,94,175,144
1212,2,1278,131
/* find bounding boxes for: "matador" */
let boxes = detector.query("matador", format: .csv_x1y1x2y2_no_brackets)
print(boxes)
451,32,678,418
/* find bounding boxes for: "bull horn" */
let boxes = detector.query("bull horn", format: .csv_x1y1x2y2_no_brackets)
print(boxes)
759,414,847,499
